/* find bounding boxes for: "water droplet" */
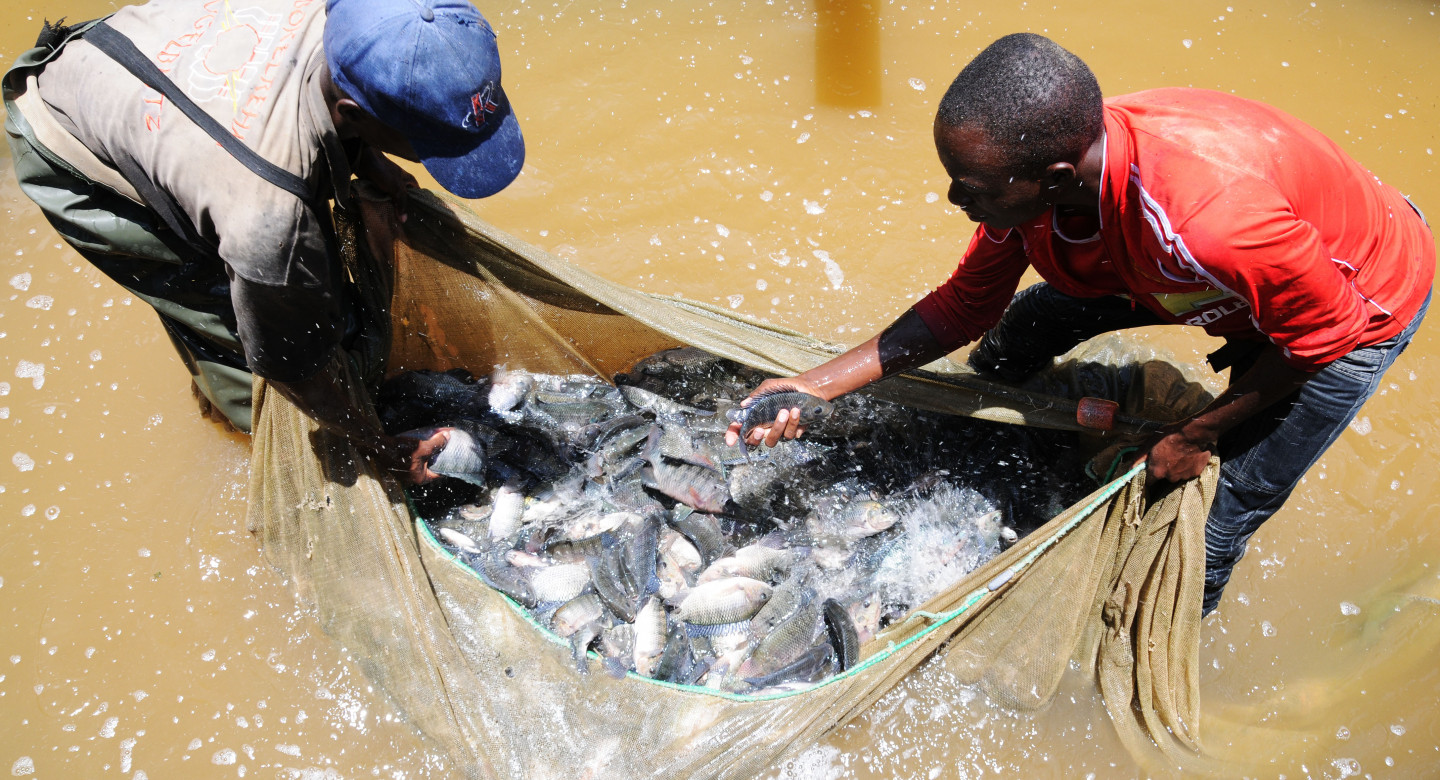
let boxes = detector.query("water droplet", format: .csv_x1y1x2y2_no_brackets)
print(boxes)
908,77,926,91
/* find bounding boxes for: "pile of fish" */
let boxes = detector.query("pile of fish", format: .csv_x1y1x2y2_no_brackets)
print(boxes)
378,348,1090,694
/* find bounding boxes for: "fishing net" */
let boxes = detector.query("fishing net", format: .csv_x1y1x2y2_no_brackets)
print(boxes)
247,189,1222,778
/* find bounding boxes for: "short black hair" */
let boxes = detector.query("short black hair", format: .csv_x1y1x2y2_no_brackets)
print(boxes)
935,33,1104,175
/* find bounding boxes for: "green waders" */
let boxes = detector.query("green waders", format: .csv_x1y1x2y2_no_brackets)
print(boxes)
6,21,262,432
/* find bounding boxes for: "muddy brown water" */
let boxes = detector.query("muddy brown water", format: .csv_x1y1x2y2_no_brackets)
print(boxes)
2,1,1438,777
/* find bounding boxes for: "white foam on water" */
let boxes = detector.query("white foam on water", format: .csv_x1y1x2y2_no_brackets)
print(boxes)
99,716,118,738
11,453,34,472
812,251,844,289
728,294,744,309
773,743,844,780
1340,601,1360,615
25,295,52,311
120,737,137,772
212,748,237,765
8,273,30,291
14,361,44,390
908,77,926,91
10,756,34,776
803,199,825,215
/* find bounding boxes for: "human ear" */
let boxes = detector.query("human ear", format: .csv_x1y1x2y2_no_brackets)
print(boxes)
1043,161,1077,191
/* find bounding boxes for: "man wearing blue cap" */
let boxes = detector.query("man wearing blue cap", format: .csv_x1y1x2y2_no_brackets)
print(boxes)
4,0,523,481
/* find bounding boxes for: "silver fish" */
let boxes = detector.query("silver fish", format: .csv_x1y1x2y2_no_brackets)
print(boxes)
633,596,668,678
674,577,773,626
488,368,535,412
437,527,482,554
641,427,731,513
696,542,792,585
488,482,527,540
428,426,487,486
528,562,592,604
739,592,821,680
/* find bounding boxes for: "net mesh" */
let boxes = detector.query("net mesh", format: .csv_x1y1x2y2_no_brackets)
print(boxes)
247,190,1222,778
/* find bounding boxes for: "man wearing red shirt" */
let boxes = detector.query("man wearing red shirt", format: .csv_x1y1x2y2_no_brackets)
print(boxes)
728,33,1433,614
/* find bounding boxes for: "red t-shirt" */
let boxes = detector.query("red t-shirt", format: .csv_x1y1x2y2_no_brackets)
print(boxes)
914,88,1435,370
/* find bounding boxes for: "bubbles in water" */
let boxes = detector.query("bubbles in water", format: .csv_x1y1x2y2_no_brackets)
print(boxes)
1330,757,1361,777
201,649,217,662
1339,601,1360,615
44,506,59,521
727,294,744,309
908,77,926,91
12,453,34,473
212,748,237,766
100,716,118,738
1260,620,1276,637
188,739,202,751
0,383,7,396
10,756,34,776
1348,416,1371,435
1336,725,1351,740
756,279,768,291
20,504,35,517
1182,38,1193,48
759,190,774,202
803,199,825,215
925,192,940,203
138,548,151,558
25,295,53,310
15,360,45,390
276,744,302,757
90,350,102,361
1390,723,1407,736
796,132,811,144
716,224,730,237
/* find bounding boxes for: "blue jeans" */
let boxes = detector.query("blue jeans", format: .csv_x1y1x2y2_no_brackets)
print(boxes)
1202,291,1429,613
969,284,1430,615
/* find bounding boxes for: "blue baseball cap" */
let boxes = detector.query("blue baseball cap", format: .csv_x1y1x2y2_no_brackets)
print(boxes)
324,0,524,198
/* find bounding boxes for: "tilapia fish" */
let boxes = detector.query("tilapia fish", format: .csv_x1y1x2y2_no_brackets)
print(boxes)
640,427,732,513
726,389,834,458
427,425,489,486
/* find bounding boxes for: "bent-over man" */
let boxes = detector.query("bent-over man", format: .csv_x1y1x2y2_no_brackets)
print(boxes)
5,0,525,482
728,33,1433,614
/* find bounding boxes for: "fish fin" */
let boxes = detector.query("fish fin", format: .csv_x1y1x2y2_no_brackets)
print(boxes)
601,657,630,680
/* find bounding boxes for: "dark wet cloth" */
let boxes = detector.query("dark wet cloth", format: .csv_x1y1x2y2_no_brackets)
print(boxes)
968,282,1430,614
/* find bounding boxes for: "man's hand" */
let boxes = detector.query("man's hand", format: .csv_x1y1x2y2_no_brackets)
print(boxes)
724,378,825,448
395,427,452,485
1140,424,1215,483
